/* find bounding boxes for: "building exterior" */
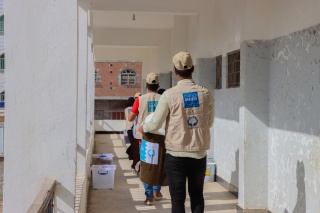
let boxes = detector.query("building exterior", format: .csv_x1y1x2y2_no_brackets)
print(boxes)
4,0,320,212
94,61,142,121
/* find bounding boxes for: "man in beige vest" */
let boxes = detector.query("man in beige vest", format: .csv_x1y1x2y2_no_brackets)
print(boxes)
139,51,214,213
128,72,163,206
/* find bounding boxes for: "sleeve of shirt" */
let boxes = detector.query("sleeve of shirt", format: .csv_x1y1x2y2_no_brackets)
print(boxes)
143,91,169,132
131,97,139,114
208,92,214,128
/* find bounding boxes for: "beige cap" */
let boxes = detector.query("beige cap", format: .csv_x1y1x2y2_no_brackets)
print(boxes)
146,72,159,84
172,51,193,70
134,92,141,98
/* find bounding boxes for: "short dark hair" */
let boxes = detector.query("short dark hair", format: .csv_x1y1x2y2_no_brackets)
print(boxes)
146,83,159,92
174,66,194,78
127,97,135,107
157,88,165,95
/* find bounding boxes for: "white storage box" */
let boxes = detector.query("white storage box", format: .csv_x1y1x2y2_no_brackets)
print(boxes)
204,162,216,182
91,164,117,189
92,153,114,165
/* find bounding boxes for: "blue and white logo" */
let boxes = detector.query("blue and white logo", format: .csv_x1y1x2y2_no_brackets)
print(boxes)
183,92,199,108
148,100,158,112
148,150,156,157
140,139,159,165
187,116,199,127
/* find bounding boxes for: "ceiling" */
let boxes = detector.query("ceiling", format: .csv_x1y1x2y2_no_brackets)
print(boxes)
92,11,175,29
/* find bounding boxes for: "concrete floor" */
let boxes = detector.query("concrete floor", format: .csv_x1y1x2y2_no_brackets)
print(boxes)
87,134,238,213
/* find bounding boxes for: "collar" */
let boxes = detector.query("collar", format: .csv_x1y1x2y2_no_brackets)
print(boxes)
177,79,194,85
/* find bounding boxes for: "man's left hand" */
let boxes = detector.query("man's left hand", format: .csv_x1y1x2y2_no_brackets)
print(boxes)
138,125,146,134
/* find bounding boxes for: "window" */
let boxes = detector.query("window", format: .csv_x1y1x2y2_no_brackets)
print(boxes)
215,55,222,89
0,16,3,32
0,54,4,70
120,68,137,86
0,91,4,102
94,68,100,83
227,50,240,88
0,91,4,108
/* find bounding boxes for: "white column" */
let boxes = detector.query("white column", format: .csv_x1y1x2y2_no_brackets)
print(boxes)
238,41,269,211
4,1,78,212
77,0,89,178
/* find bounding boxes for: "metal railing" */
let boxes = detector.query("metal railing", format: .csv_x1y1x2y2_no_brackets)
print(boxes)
94,109,125,120
27,178,56,213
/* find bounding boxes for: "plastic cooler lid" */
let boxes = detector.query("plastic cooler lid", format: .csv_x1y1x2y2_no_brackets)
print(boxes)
99,153,114,157
91,164,117,170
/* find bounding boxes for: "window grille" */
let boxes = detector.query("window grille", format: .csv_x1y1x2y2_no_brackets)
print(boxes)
94,110,125,120
227,50,240,88
0,92,4,102
216,55,222,89
120,68,137,86
0,16,3,32
0,54,4,70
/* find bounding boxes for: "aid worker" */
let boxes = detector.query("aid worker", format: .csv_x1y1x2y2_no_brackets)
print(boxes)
128,72,163,206
139,51,214,213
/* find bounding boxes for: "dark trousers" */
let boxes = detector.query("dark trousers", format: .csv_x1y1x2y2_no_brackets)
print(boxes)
164,153,206,213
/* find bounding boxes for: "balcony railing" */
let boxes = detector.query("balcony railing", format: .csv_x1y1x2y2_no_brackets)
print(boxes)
94,109,125,120
27,178,56,213
0,58,4,70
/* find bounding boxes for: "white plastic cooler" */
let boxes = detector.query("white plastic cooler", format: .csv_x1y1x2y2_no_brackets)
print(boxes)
91,164,117,189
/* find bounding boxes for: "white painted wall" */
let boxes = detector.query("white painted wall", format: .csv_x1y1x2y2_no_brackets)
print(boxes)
0,0,3,16
213,56,242,189
0,72,4,92
0,35,4,53
209,0,320,57
269,0,320,39
4,0,94,212
94,120,125,132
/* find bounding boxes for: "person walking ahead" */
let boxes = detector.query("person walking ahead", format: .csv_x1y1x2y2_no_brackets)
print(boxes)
128,72,163,206
139,51,214,213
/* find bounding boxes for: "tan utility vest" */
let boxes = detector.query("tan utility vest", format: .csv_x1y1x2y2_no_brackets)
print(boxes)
124,107,133,130
165,81,211,151
136,92,161,139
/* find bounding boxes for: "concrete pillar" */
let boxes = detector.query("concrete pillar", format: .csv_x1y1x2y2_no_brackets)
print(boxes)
77,0,89,178
238,41,270,212
5,1,78,212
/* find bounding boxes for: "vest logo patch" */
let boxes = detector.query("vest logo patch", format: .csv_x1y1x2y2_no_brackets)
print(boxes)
183,92,200,108
148,100,158,112
187,115,199,127
140,139,159,165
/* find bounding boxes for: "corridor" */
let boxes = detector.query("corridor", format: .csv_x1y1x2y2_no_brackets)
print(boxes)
87,134,238,213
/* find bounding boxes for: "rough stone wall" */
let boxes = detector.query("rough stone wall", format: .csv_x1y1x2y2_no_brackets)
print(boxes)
268,24,320,213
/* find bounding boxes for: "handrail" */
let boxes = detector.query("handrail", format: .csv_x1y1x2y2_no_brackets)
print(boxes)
95,109,125,120
27,178,57,213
